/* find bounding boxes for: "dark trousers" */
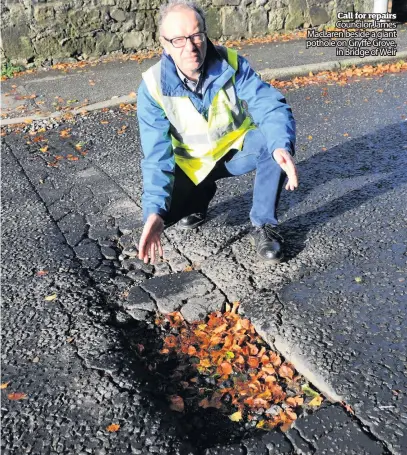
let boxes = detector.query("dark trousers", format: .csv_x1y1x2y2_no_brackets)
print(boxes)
163,129,288,228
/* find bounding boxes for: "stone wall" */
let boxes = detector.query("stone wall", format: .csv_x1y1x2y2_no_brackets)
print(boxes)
1,0,374,65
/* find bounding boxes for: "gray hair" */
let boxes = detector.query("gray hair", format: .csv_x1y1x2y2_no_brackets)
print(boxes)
158,1,206,35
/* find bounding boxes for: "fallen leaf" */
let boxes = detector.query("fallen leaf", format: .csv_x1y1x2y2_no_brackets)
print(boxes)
169,395,185,412
36,270,48,276
8,392,27,401
302,384,320,398
106,423,120,432
1,382,10,389
219,361,233,375
44,293,57,301
100,120,109,124
278,364,294,379
342,401,355,415
308,395,323,407
229,410,242,421
355,276,363,283
40,146,49,153
307,135,313,140
59,129,71,138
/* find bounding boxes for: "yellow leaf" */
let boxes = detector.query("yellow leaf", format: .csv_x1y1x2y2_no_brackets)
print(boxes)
1,382,10,389
308,135,313,140
308,395,323,407
106,423,120,432
44,293,57,301
100,120,109,124
40,146,48,153
229,410,242,421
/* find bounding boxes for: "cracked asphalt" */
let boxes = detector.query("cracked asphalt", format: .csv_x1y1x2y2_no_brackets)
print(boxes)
2,68,406,454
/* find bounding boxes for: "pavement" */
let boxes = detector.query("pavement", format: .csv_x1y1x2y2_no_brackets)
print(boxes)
1,24,407,455
1,23,407,123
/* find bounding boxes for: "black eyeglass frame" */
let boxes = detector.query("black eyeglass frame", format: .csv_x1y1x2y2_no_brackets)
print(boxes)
162,32,207,48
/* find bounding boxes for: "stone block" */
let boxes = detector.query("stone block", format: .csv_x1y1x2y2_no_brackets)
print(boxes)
141,271,214,314
213,0,240,5
123,31,154,50
206,7,222,40
309,6,330,26
33,4,55,23
181,289,226,322
74,239,102,260
135,11,156,32
125,286,156,312
110,7,126,22
222,7,247,37
58,213,87,247
130,0,161,10
1,25,35,61
268,8,287,31
117,0,131,10
122,19,136,32
249,8,268,36
285,0,307,29
68,9,102,34
95,31,121,54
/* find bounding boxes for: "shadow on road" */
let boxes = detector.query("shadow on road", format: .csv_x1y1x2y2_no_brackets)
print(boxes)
209,121,407,260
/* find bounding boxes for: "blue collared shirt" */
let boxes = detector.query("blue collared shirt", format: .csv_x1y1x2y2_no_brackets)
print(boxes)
137,40,296,222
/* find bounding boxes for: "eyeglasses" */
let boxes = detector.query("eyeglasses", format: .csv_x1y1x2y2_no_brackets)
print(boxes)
162,32,206,48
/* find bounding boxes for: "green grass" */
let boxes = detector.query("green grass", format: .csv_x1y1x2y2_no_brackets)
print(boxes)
1,60,23,79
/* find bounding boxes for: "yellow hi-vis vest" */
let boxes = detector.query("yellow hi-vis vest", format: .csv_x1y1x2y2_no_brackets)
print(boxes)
142,47,255,185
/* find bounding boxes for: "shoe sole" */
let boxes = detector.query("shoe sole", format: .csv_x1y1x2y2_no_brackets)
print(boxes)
249,235,283,264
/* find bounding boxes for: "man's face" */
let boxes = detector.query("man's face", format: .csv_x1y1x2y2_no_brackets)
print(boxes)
160,8,207,78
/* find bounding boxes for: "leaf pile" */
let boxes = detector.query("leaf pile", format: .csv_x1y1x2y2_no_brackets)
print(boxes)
270,60,407,91
155,302,322,432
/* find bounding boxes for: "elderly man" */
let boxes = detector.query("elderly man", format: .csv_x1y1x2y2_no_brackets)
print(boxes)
137,1,298,264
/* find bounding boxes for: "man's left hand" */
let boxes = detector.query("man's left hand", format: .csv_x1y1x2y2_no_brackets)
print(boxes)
273,148,299,191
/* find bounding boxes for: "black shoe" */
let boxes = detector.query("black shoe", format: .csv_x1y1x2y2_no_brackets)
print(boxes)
249,224,284,263
178,212,207,230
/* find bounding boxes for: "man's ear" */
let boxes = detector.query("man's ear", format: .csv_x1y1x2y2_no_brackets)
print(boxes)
159,36,169,53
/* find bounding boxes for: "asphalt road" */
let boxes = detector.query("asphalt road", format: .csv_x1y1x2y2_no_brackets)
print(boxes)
2,70,406,454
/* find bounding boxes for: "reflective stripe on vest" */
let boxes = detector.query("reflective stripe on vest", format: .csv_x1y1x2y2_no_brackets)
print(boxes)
142,47,255,185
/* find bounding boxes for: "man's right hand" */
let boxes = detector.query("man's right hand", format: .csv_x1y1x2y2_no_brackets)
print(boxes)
138,214,164,264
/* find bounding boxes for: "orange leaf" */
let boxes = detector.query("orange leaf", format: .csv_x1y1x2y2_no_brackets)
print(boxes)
8,392,27,401
262,365,275,375
286,396,304,407
169,395,184,412
59,129,71,138
213,323,228,334
1,382,10,389
278,364,295,379
106,423,120,432
269,352,282,367
220,361,233,375
247,357,259,369
187,346,197,355
247,343,258,355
